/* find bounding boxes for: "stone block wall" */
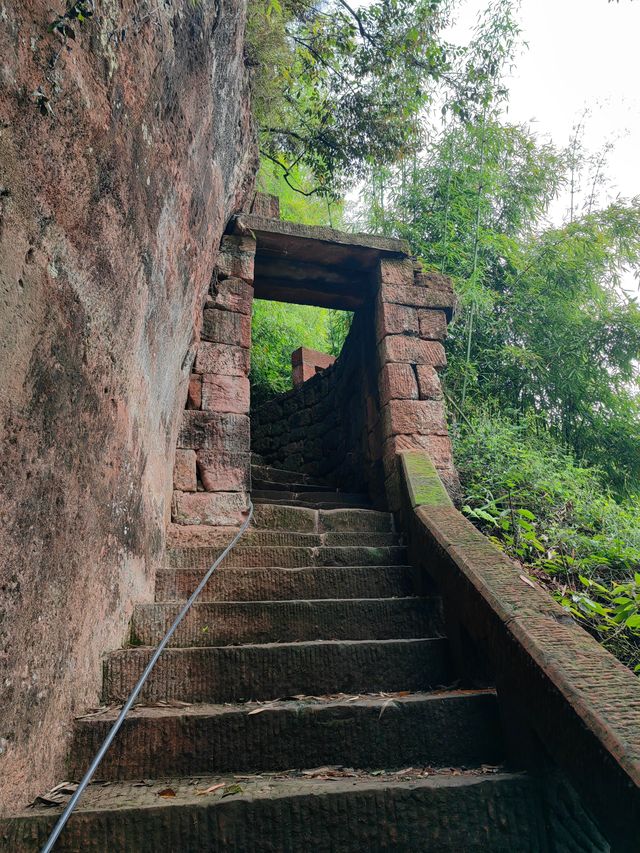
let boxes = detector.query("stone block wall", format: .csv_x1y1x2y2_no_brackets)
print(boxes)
252,306,384,498
374,258,460,510
171,232,255,526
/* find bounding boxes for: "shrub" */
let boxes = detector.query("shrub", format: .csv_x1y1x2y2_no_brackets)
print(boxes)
453,411,640,671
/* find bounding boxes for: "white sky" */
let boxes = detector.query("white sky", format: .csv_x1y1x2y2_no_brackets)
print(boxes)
448,0,640,216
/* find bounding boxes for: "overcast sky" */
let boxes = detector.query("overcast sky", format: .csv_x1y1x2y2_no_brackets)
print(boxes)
448,0,640,217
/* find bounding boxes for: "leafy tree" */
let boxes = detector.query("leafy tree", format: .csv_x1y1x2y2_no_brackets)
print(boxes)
246,0,521,195
361,118,640,491
256,158,343,226
251,299,351,404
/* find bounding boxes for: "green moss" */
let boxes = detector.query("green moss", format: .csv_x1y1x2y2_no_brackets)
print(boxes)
400,452,452,509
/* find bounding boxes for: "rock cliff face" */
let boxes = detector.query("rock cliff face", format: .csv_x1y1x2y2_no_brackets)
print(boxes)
0,0,256,813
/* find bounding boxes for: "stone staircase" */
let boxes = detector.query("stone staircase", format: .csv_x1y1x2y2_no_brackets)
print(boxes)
4,464,553,850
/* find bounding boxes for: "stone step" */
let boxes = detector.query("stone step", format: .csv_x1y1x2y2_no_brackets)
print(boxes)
252,478,334,493
166,544,408,569
253,490,372,509
131,598,442,646
155,565,415,602
70,691,503,781
251,463,325,486
169,530,400,550
3,772,550,852
103,638,450,704
169,528,401,549
252,504,394,533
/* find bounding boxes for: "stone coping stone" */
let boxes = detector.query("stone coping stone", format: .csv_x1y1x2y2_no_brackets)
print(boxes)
397,449,640,850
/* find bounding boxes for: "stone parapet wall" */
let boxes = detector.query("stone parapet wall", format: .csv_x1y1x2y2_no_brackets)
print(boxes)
397,451,640,851
252,306,384,497
171,233,256,526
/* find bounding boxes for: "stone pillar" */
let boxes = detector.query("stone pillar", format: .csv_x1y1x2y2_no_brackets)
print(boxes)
291,346,336,387
171,232,256,526
374,257,460,511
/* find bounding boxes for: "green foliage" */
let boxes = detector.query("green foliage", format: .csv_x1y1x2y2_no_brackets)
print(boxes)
246,0,522,195
362,118,640,493
250,299,351,404
454,412,640,671
256,159,343,226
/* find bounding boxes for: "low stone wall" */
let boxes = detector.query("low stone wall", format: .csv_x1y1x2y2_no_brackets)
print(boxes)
252,306,383,497
396,450,640,850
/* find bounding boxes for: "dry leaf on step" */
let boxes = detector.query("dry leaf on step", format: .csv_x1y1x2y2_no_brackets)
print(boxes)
157,787,176,798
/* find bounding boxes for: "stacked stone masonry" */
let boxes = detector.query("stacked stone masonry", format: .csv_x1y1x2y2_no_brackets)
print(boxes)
252,307,383,500
292,346,337,387
172,233,255,526
374,257,460,510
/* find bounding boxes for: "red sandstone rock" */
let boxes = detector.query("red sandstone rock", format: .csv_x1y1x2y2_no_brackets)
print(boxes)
196,450,250,491
378,257,415,286
201,374,250,414
379,363,419,405
166,523,242,548
0,0,256,813
174,449,197,492
291,347,336,387
178,411,250,452
415,271,455,292
187,375,202,410
416,366,444,400
210,276,253,315
202,308,251,348
216,234,256,283
380,283,456,311
195,342,250,376
379,337,447,369
172,491,249,526
250,192,280,218
417,309,448,341
382,400,448,437
383,434,454,478
375,302,419,341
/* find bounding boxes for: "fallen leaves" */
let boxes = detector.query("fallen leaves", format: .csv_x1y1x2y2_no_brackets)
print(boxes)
30,782,78,808
157,788,176,799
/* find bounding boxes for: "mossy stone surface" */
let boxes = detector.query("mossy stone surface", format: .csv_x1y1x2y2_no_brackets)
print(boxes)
399,452,453,508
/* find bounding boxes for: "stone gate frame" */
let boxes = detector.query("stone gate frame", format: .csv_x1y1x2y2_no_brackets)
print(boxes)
170,196,459,530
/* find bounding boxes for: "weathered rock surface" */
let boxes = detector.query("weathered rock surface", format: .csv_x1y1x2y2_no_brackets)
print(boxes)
0,0,256,813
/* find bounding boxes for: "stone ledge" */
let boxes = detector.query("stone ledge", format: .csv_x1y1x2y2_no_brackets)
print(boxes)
397,451,640,850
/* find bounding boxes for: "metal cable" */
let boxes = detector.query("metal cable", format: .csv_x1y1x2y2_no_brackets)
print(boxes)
41,501,254,853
